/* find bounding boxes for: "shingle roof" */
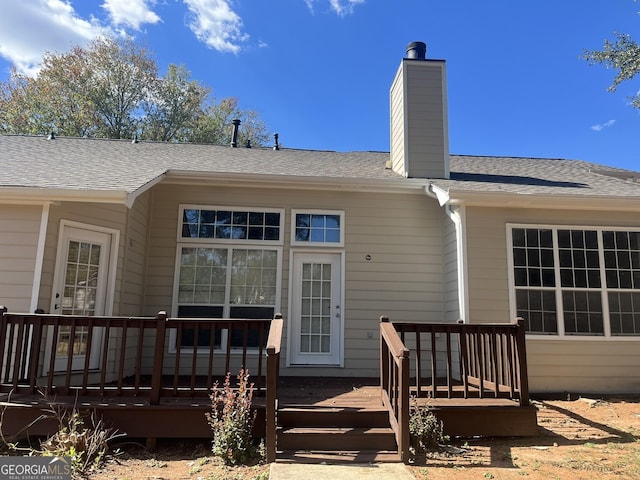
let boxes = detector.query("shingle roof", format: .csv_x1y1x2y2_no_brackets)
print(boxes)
443,155,640,198
1,134,639,201
0,135,398,194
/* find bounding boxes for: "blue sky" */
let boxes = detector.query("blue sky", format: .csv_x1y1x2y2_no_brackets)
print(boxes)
0,1,638,171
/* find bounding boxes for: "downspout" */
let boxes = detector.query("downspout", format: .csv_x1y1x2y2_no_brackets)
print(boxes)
31,203,50,312
425,184,468,322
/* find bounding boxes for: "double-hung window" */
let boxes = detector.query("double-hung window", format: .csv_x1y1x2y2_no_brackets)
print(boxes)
508,225,640,337
174,206,283,349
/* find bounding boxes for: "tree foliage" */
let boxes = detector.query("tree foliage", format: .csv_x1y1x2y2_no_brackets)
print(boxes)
583,29,640,108
0,37,271,145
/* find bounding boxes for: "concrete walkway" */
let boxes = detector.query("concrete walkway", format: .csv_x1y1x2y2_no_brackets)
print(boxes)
269,462,414,480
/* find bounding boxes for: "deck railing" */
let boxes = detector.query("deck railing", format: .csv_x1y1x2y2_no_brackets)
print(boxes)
379,320,410,462
0,307,283,459
380,316,530,462
389,318,529,406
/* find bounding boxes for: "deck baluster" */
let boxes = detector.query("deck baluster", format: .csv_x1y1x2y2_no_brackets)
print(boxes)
80,317,95,395
430,328,437,399
134,320,145,395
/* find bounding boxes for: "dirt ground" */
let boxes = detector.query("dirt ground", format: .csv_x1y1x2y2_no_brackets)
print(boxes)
89,396,640,480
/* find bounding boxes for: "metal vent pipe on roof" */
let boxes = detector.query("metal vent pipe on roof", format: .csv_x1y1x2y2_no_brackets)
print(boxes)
230,118,241,147
273,133,280,151
406,41,427,60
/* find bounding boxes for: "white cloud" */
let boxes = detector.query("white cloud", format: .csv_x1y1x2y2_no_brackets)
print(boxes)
183,0,248,54
329,0,365,16
591,119,616,132
0,0,110,75
304,0,316,14
102,0,161,30
304,0,365,16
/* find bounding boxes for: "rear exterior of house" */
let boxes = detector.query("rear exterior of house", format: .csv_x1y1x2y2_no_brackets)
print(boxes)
1,41,639,395
110,181,448,376
0,144,453,380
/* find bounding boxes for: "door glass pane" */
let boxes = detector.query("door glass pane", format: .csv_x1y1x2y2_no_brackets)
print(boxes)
58,240,102,357
299,262,332,353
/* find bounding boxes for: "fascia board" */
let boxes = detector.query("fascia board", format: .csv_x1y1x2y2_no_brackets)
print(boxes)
163,170,429,194
443,189,640,211
0,188,129,205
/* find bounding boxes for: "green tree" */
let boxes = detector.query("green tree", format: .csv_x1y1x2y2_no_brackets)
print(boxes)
583,14,640,108
0,38,271,145
84,37,157,139
142,64,210,142
189,97,270,146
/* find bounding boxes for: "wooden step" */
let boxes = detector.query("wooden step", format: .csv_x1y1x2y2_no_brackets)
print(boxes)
278,406,389,428
277,449,402,464
277,426,397,451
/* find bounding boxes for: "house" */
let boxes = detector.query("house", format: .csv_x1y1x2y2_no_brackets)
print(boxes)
1,41,639,397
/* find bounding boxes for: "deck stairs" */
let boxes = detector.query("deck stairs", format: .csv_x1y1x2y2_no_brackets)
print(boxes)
276,404,401,462
274,379,402,462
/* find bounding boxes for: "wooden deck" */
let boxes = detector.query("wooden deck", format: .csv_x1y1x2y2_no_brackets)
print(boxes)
1,377,536,438
0,309,538,463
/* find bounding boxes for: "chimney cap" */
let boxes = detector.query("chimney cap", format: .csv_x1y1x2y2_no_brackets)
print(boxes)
406,41,427,60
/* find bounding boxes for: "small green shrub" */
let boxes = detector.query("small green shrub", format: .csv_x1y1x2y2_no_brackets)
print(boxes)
206,369,262,466
409,398,449,452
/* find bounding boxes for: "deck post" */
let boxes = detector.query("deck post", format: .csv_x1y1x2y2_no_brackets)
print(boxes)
265,314,283,463
150,311,168,405
514,317,530,406
0,307,7,384
379,316,389,404
398,342,410,463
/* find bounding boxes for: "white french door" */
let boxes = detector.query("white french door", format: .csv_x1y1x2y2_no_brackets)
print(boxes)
289,252,343,366
48,224,113,371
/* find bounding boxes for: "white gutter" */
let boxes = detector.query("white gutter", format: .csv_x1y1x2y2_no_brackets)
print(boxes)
430,185,640,212
0,189,128,205
426,183,468,322
30,203,49,313
163,170,429,194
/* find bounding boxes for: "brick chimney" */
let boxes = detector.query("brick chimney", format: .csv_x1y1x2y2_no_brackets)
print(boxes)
390,41,450,179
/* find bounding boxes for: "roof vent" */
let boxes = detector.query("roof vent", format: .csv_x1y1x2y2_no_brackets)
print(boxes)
132,134,138,144
406,41,427,60
273,133,280,151
47,132,55,140
245,139,252,148
230,119,241,147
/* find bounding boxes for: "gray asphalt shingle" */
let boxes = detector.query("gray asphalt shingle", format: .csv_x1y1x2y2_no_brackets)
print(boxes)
1,134,638,199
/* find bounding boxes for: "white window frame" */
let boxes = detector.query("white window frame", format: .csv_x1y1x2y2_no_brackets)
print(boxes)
507,223,640,340
178,204,284,246
171,205,284,353
291,209,344,247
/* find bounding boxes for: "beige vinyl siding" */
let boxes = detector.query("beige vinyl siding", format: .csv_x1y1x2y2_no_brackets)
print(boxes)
465,205,640,393
144,183,445,377
389,64,406,176
0,204,42,312
464,207,512,323
119,190,151,316
390,59,449,179
443,213,459,321
527,339,640,393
